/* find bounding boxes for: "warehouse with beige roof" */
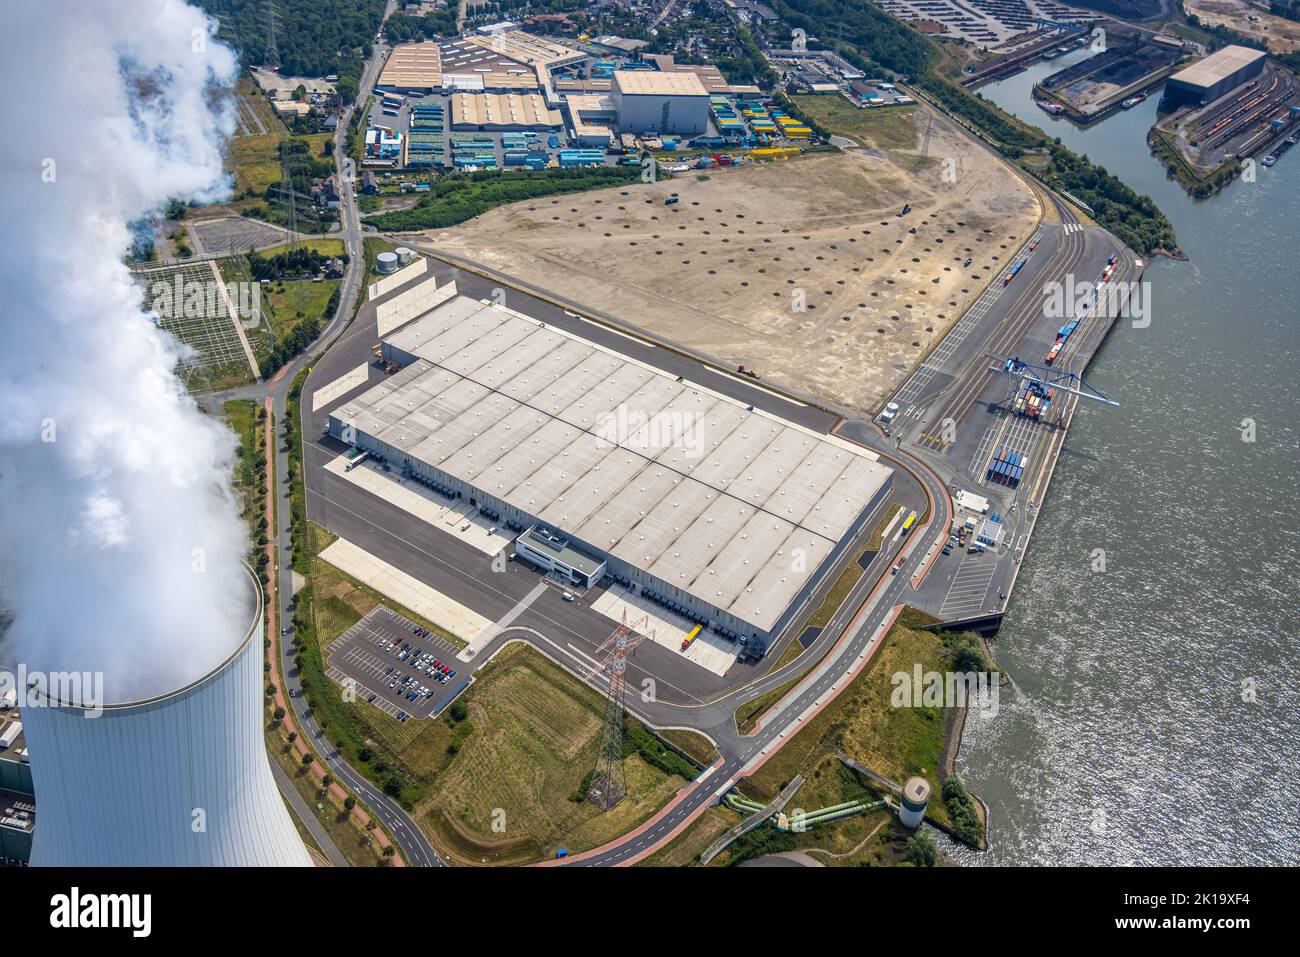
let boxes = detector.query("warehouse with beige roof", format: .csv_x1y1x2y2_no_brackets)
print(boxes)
328,292,893,650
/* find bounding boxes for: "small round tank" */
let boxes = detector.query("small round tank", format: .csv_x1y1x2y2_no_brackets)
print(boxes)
899,776,932,829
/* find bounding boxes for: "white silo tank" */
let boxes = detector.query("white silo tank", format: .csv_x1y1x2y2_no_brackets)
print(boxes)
395,246,414,265
21,565,312,867
376,251,399,274
899,776,931,829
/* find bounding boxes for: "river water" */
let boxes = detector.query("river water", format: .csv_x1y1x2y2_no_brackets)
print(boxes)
947,48,1300,865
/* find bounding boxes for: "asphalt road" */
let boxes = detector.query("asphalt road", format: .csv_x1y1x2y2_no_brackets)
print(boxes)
203,65,1131,867
209,2,449,868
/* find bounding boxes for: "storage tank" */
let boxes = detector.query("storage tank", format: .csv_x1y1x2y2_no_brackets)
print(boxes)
376,251,399,274
395,246,414,266
899,776,931,829
21,564,312,867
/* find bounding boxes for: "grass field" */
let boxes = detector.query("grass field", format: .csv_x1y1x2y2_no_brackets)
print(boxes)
740,609,961,831
790,96,918,152
718,755,915,866
213,251,341,371
228,127,334,198
416,643,689,865
658,728,720,768
637,805,737,866
223,400,262,535
257,238,347,259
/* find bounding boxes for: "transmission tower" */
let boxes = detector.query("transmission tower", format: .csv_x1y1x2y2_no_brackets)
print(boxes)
264,0,281,70
585,610,651,811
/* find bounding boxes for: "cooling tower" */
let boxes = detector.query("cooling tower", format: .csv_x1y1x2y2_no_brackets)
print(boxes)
21,564,312,866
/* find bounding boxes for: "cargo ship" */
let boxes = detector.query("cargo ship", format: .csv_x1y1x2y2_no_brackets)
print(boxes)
1036,99,1065,115
1262,134,1297,168
1120,93,1147,109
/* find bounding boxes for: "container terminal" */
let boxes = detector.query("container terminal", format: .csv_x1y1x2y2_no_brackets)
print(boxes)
874,197,1138,632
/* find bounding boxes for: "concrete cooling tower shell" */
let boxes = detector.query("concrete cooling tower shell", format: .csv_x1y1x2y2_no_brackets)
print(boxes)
21,564,312,866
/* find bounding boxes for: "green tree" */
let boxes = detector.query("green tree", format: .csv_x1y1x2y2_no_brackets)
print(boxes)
905,832,938,867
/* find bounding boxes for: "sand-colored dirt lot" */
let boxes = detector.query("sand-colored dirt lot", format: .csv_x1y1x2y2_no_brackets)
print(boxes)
1185,0,1300,54
425,112,1039,413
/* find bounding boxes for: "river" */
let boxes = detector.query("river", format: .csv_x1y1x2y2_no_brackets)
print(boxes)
947,48,1300,865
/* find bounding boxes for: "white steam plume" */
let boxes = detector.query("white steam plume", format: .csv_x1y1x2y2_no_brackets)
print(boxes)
0,2,251,701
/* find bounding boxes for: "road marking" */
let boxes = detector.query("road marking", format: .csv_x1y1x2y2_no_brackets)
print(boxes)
939,558,998,617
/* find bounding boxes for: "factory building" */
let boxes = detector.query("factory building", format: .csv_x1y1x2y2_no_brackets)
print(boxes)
450,91,563,130
611,70,710,134
20,565,312,866
328,292,893,651
1164,45,1267,107
565,93,616,147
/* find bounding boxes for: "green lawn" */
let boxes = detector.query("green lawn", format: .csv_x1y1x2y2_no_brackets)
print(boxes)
742,609,966,834
257,238,347,259
790,96,918,151
415,644,690,865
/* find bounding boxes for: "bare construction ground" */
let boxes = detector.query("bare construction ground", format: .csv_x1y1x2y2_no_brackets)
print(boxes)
425,114,1039,413
1185,0,1300,55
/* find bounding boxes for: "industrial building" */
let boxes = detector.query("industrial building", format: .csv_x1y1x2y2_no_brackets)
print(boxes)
565,93,616,147
611,70,710,134
464,30,586,72
377,40,444,92
328,292,893,650
450,91,563,130
20,565,312,866
1164,45,1267,107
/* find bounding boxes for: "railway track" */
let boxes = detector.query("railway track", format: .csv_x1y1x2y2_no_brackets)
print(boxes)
912,202,1087,453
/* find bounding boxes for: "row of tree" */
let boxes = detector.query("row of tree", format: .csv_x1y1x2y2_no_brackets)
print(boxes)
365,166,642,232
201,0,386,77
246,246,343,281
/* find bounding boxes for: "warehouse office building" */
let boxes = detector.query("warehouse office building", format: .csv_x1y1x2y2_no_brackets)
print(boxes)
328,292,893,651
612,70,710,134
1164,45,1266,107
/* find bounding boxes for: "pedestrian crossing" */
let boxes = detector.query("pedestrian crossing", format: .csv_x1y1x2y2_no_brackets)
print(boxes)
1062,221,1084,235
463,580,548,659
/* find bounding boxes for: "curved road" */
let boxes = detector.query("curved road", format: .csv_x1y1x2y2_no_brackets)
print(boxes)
211,40,1120,866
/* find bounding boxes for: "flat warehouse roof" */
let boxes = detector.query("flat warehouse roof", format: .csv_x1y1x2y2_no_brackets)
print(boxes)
450,92,561,128
333,293,891,632
613,70,709,97
1170,45,1265,89
379,41,443,88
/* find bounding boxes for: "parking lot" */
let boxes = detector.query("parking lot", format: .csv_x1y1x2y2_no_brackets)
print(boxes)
325,605,470,721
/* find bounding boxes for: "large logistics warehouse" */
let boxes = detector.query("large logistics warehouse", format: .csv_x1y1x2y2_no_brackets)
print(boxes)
611,70,710,134
1164,45,1266,107
328,293,893,651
